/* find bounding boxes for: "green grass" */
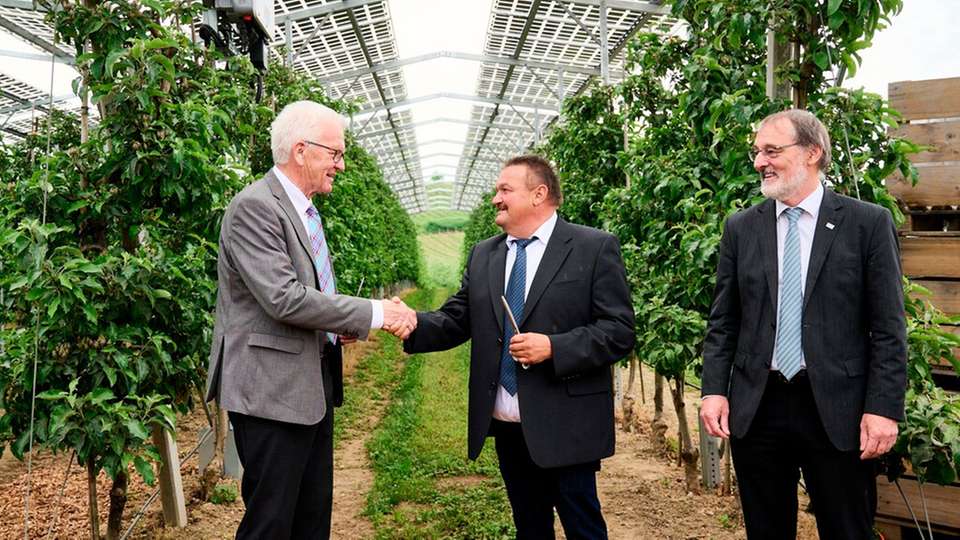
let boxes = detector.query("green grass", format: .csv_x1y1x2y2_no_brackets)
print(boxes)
411,210,470,234
365,287,514,539
333,328,406,447
418,231,464,289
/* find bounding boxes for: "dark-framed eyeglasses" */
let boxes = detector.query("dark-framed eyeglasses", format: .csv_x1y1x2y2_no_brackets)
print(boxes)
303,140,344,164
749,142,801,161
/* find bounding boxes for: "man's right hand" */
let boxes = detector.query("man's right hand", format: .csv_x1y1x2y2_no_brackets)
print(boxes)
382,296,417,340
700,395,730,439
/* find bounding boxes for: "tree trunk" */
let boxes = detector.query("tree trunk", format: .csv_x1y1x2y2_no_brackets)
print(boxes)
86,456,100,540
670,376,700,493
721,439,733,496
105,470,128,540
651,372,668,450
620,355,638,432
201,406,229,500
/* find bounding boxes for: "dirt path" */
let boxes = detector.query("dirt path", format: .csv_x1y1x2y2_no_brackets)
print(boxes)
593,363,819,540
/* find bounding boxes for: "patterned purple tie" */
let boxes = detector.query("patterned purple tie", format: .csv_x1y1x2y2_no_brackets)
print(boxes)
306,206,337,343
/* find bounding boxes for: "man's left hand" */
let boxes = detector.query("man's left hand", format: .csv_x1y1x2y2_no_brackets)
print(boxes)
859,413,898,460
509,333,552,366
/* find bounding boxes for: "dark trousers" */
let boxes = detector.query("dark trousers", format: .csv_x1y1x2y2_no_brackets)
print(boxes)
490,419,607,540
730,372,877,540
229,408,335,540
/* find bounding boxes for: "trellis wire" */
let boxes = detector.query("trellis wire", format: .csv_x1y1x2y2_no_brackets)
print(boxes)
23,6,58,536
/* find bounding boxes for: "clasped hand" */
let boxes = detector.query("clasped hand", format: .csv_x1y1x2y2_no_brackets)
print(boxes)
382,296,417,340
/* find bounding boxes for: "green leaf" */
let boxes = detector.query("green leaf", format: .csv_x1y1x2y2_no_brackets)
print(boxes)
89,387,114,405
134,455,156,486
828,0,843,16
125,419,150,441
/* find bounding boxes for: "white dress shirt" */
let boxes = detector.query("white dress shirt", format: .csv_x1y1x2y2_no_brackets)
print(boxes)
273,167,384,330
771,182,824,372
493,211,559,423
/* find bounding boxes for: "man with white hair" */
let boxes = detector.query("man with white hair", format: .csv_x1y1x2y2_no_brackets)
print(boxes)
205,100,417,539
700,109,907,539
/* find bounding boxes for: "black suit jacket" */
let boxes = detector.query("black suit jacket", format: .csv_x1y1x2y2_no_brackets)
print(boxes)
702,188,907,451
404,218,636,468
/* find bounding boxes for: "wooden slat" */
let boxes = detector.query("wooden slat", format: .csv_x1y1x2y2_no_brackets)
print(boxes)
891,120,960,163
912,280,960,316
901,235,960,278
876,475,960,530
887,164,960,207
889,78,960,121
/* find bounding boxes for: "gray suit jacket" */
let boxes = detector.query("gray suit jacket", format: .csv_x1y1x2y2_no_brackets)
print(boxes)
205,170,373,425
702,189,907,451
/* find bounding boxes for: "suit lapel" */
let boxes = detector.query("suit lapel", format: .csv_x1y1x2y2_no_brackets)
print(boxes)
757,199,779,314
519,219,573,328
803,189,845,312
488,237,508,334
267,172,315,268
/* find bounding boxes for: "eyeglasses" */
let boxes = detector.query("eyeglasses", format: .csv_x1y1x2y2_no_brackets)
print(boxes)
749,142,801,161
304,140,344,164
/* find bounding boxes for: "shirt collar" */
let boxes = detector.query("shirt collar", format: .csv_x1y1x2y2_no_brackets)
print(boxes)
506,211,558,248
776,182,824,220
273,166,314,216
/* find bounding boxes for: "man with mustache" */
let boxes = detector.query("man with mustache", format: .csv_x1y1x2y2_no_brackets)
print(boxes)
700,109,907,539
404,155,635,539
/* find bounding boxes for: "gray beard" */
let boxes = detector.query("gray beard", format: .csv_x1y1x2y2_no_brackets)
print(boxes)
760,167,807,202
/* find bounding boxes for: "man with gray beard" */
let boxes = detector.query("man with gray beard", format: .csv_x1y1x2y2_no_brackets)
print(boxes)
699,109,907,539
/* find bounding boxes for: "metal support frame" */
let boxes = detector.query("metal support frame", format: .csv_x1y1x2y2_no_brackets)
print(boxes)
353,92,560,115
275,0,381,24
599,0,609,84
0,13,73,65
356,117,529,140
315,50,604,84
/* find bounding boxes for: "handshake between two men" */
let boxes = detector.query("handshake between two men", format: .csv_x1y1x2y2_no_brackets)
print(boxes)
380,296,418,340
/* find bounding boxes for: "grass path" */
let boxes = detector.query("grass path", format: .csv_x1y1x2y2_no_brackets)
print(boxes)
364,287,514,539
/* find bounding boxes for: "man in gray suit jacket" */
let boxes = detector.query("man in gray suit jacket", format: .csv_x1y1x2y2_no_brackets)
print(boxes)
205,100,416,539
700,109,907,539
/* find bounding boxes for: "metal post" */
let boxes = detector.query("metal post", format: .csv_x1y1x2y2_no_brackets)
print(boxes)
557,66,565,103
599,0,609,85
534,107,540,144
285,22,293,67
766,29,795,103
698,408,722,490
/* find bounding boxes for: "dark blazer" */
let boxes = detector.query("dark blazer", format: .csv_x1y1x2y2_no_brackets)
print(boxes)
404,217,636,468
702,188,907,451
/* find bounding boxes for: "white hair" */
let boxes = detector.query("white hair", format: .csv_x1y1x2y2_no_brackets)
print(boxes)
270,101,346,165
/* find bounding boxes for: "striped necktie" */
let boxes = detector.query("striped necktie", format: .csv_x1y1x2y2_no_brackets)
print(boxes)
500,237,535,396
776,207,804,380
306,206,337,344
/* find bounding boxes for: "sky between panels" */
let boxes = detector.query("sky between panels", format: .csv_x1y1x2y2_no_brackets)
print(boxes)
0,0,958,214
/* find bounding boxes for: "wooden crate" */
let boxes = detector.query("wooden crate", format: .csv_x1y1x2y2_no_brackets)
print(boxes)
901,234,960,279
889,78,960,121
876,475,960,533
887,164,960,208
891,120,960,164
911,280,960,317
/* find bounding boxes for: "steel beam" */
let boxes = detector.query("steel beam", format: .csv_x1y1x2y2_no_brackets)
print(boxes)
0,14,73,65
275,0,381,24
316,50,602,84
0,47,72,65
568,0,670,15
356,117,529,140
354,92,559,115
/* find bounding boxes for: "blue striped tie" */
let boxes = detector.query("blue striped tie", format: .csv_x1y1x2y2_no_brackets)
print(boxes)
306,206,338,344
500,238,534,396
776,207,804,380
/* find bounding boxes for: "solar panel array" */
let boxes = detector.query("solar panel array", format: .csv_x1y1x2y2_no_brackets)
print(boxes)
0,0,678,213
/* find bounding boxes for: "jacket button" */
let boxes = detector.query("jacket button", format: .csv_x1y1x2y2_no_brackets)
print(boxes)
497,337,503,344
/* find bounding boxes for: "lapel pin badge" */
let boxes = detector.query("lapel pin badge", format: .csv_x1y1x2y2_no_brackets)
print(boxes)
826,222,835,230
